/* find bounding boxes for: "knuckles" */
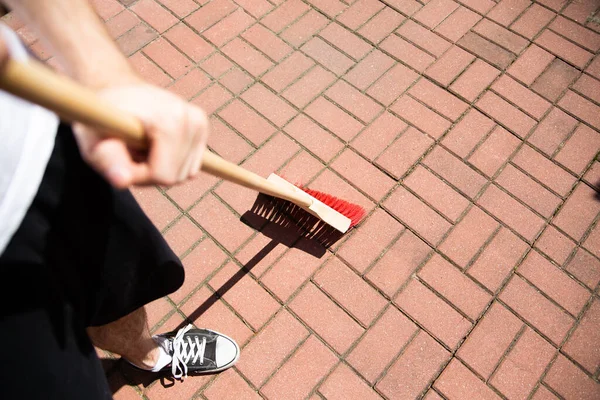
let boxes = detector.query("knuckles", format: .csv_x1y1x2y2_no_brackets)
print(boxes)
77,85,210,188
187,105,209,134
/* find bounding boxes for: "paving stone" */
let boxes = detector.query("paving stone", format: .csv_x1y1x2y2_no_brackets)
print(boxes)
22,3,600,398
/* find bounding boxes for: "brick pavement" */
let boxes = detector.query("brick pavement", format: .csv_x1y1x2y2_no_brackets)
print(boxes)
5,0,600,398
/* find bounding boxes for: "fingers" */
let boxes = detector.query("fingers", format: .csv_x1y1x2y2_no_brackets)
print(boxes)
176,107,197,182
74,123,151,188
189,134,207,177
0,37,9,71
148,104,209,184
184,106,209,178
144,117,183,186
91,140,151,188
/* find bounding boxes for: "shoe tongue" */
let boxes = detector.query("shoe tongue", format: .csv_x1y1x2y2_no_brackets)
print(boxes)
155,335,172,354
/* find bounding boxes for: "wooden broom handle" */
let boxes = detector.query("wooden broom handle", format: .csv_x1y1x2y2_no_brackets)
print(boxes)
0,58,313,208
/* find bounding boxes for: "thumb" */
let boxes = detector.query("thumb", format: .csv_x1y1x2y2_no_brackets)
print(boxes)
84,139,149,188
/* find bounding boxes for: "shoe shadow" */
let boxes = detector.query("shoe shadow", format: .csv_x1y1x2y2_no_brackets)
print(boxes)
174,194,345,331
100,357,120,375
104,358,162,394
107,356,231,394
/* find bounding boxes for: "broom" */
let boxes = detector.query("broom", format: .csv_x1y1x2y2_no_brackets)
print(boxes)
0,57,365,233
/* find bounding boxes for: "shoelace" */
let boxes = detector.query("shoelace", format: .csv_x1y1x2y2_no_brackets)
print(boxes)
171,324,207,380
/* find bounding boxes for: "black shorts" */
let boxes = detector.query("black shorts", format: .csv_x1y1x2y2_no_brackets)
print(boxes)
0,124,184,398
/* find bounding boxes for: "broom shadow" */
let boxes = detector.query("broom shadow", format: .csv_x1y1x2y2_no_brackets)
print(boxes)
109,194,347,392
174,194,343,331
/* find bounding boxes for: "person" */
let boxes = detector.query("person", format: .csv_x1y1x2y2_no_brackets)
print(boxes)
0,0,240,398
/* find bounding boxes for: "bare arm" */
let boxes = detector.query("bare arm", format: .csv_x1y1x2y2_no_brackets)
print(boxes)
0,0,209,188
2,0,137,88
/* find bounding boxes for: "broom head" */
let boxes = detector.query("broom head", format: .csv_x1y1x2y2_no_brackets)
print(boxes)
266,174,366,233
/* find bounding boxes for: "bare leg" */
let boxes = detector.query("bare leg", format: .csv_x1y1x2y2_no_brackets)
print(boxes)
87,307,159,369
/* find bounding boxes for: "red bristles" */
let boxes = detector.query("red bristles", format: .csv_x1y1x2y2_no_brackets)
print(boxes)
298,186,366,228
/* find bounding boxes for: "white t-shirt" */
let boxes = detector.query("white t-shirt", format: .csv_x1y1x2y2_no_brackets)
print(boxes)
0,23,59,254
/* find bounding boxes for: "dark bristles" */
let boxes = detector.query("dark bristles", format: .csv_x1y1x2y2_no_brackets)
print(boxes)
298,187,366,228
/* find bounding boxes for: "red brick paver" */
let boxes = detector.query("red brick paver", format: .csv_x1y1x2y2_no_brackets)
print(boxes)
8,0,600,398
